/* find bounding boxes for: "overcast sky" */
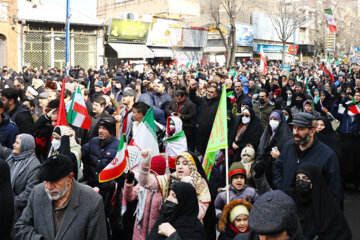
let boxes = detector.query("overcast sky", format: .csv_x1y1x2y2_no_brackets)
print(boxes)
41,0,97,16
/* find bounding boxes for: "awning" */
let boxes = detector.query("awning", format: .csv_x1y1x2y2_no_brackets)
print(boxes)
109,43,154,59
150,48,174,58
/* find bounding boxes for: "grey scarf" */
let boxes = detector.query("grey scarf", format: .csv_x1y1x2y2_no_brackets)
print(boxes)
7,134,36,187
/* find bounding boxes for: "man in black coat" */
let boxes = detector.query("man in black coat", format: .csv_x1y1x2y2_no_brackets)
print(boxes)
189,80,220,155
165,89,196,150
273,112,342,206
1,88,34,135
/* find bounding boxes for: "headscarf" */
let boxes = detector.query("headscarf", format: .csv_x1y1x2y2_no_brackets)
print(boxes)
147,182,206,240
294,163,351,240
0,161,14,239
315,116,341,159
8,134,37,186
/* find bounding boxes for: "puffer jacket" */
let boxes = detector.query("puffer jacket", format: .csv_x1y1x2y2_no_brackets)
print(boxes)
124,181,163,240
81,136,119,191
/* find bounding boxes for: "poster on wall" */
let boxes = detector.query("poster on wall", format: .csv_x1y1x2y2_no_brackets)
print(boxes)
146,17,183,47
235,24,253,46
107,19,150,43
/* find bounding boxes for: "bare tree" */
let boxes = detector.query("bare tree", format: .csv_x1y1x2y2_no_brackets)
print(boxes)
207,0,256,67
264,0,308,63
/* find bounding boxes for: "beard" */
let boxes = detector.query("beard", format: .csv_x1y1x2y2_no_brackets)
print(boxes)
45,179,69,201
294,131,311,146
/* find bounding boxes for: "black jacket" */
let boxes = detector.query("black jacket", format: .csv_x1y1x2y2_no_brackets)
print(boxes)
165,98,196,128
8,102,34,135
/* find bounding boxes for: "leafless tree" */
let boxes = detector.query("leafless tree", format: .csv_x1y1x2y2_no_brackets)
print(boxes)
263,0,309,63
207,0,256,67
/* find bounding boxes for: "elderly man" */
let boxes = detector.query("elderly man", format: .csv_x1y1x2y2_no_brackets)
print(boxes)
15,154,107,239
273,112,342,206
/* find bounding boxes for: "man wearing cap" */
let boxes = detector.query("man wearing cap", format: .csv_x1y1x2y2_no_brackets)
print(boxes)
117,87,136,142
273,112,342,206
247,190,304,240
91,80,104,102
15,154,107,239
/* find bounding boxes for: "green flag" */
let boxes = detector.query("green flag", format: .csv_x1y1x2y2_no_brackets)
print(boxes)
202,86,228,179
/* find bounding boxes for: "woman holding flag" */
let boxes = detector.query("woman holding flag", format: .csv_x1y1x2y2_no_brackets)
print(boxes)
139,149,216,240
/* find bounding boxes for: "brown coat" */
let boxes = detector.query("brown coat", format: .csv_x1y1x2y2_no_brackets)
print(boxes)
218,198,252,232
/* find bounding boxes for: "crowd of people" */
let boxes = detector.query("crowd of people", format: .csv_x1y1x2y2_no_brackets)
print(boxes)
0,60,358,240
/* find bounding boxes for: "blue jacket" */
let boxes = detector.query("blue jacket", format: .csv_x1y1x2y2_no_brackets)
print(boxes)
81,136,120,191
274,139,342,205
331,103,360,135
0,113,19,148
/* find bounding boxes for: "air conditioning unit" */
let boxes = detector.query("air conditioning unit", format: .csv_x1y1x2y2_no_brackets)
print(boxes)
118,12,139,20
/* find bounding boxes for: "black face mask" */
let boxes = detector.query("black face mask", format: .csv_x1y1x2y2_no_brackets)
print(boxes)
259,98,265,104
295,100,303,108
296,179,311,193
162,201,178,216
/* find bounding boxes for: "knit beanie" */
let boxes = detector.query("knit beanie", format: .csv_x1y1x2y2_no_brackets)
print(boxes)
98,118,116,135
229,205,249,223
150,155,166,175
228,162,246,180
248,190,299,236
240,146,255,163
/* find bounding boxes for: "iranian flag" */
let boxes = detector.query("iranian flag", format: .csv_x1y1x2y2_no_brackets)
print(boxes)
103,81,111,95
67,86,91,130
325,56,335,82
324,8,337,33
348,99,360,115
129,107,160,157
226,91,236,103
99,134,129,182
260,45,267,75
164,117,187,169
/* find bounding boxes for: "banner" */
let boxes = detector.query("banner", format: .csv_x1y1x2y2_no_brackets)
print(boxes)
235,24,253,46
146,17,183,47
202,86,228,179
107,19,150,43
287,45,299,55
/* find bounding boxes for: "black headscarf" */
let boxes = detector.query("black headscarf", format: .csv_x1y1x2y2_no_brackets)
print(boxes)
147,182,206,240
315,116,341,160
294,163,351,240
0,160,14,240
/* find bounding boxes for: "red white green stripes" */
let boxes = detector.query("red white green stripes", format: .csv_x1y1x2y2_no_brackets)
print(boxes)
324,8,337,33
67,86,91,130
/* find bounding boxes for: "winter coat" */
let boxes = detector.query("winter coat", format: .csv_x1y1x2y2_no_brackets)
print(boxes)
228,109,263,161
214,185,258,217
7,102,34,135
331,103,360,135
165,98,196,128
33,114,54,160
152,92,172,111
189,88,220,153
81,136,120,191
0,113,19,148
217,199,252,240
273,138,342,206
124,181,163,240
15,181,107,240
252,102,274,129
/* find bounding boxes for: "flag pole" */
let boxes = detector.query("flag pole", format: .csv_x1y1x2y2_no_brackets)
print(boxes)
225,147,229,204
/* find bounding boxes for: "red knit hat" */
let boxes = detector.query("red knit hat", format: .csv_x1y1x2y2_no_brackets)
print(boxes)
150,155,166,175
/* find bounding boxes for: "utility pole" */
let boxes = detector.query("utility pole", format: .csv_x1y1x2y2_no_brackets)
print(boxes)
65,0,70,76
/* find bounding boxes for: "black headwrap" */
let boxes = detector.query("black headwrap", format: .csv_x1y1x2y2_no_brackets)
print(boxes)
315,116,341,160
294,163,351,240
147,182,206,240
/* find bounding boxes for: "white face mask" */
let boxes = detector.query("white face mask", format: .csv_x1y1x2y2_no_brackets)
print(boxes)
115,83,121,89
51,139,61,151
242,116,251,124
269,120,280,130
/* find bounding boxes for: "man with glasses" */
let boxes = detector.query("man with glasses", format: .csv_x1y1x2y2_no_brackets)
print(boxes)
273,112,342,206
